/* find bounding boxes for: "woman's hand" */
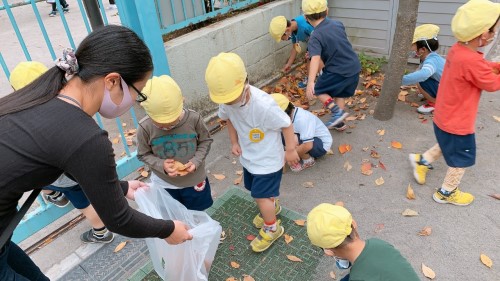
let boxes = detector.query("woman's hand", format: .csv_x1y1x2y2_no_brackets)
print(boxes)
125,180,149,200
165,220,193,245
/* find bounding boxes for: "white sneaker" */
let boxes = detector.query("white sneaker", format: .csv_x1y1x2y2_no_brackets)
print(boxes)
417,102,435,114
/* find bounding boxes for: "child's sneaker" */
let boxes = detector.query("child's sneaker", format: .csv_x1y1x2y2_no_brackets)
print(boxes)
80,229,114,244
409,153,432,184
43,191,70,208
331,121,347,131
325,109,348,129
432,188,474,206
303,157,315,169
49,11,57,17
298,77,308,88
63,7,70,12
253,199,281,228
250,220,284,252
289,161,304,172
417,102,435,114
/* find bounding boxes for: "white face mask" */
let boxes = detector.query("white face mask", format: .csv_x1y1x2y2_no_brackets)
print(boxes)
227,84,250,108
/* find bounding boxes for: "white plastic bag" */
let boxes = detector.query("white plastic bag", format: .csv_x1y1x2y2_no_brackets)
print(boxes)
135,184,222,281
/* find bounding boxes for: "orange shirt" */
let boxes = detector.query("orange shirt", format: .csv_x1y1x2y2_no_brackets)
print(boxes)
434,43,500,135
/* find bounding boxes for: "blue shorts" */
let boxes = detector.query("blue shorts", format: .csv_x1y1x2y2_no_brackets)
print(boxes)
299,136,327,158
243,168,282,199
314,72,359,98
419,78,439,98
165,178,213,211
44,184,90,209
434,123,476,168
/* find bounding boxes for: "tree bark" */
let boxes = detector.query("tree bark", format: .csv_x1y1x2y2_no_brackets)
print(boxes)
374,0,420,121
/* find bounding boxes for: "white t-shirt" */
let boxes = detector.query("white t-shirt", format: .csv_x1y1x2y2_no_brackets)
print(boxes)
218,86,291,174
292,107,332,151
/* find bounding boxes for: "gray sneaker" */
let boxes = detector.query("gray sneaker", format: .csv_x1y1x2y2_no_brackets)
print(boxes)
80,229,114,244
43,192,70,208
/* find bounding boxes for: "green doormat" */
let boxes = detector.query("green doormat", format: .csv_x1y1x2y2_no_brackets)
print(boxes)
136,187,323,281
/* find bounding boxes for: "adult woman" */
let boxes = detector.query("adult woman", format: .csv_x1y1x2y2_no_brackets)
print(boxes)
0,25,191,280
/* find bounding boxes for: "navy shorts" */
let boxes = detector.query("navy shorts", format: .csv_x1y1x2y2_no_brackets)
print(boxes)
419,78,439,98
243,168,282,199
165,178,213,211
44,184,90,209
299,137,327,158
434,123,476,168
314,72,359,98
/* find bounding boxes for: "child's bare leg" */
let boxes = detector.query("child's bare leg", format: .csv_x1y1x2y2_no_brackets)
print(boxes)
255,198,276,227
417,83,436,103
80,205,105,229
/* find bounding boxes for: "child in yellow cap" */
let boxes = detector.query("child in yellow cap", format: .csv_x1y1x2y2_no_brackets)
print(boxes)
409,0,500,206
307,203,419,281
402,24,446,114
9,61,48,91
271,93,332,172
138,75,214,211
205,52,300,252
302,0,361,131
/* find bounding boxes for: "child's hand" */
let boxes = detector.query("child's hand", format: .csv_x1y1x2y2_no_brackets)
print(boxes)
285,148,300,166
184,161,196,173
282,63,292,73
125,180,149,200
231,143,242,156
163,159,178,177
306,82,315,100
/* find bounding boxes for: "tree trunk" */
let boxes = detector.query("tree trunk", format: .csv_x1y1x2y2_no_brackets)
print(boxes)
374,0,420,121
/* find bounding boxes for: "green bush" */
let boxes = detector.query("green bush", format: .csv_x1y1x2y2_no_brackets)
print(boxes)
358,52,387,75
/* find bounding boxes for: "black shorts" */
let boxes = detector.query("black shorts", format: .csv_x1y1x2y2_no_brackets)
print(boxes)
314,72,359,98
165,178,213,211
434,123,476,168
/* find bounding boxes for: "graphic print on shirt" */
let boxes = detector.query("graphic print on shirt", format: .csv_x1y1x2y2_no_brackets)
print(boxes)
151,133,197,158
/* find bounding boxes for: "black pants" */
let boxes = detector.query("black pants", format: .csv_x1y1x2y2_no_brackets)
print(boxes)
52,0,69,11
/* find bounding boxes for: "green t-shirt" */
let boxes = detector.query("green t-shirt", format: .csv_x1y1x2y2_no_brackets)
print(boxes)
349,238,419,281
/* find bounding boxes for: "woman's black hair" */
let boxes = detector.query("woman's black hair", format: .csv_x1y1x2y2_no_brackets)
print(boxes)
284,102,294,116
416,38,439,52
0,25,153,117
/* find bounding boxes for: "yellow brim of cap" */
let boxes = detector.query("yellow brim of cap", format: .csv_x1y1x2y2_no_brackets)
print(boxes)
209,83,245,104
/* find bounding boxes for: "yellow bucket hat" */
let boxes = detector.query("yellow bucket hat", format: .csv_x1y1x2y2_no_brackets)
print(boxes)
412,24,440,44
307,203,353,249
451,0,500,42
302,0,327,15
141,75,184,124
205,52,247,104
9,61,48,90
271,93,290,111
269,16,287,43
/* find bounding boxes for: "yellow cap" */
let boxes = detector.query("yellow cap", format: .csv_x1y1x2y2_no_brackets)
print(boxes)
302,0,327,15
9,61,48,90
271,93,290,111
141,75,183,123
307,203,353,249
412,24,440,44
451,0,500,42
205,52,247,104
269,16,287,42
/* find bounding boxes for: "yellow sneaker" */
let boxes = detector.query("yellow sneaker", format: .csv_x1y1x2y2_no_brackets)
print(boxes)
252,199,282,229
250,220,284,252
433,188,474,206
409,153,429,185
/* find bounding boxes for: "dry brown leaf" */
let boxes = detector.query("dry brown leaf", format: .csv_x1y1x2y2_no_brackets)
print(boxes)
294,219,306,226
213,174,226,180
422,263,436,279
406,183,416,200
230,261,240,269
418,226,432,236
284,234,293,244
377,129,385,136
370,150,380,159
119,151,126,157
234,175,242,185
345,116,358,121
374,223,385,233
112,137,120,144
286,255,303,262
326,149,334,155
302,181,314,188
243,275,255,281
235,170,243,176
361,162,373,176
480,253,493,268
493,116,500,122
140,171,149,178
391,141,403,149
344,161,352,171
398,90,408,102
402,209,419,217
410,102,419,107
488,194,500,200
246,234,256,241
375,177,385,186
226,277,238,281
220,231,226,241
114,241,127,253
338,144,352,154
329,271,336,279
122,122,127,127
378,160,387,171
359,97,367,103
362,147,369,152
231,160,237,164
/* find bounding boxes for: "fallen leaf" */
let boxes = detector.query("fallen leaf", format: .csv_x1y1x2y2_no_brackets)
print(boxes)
122,122,127,127
230,261,240,269
243,275,255,281
418,114,425,119
361,162,373,176
344,161,352,171
330,271,336,279
374,223,385,233
345,116,358,121
422,263,436,279
362,147,369,152
410,102,419,107
246,234,256,241
378,160,387,171
370,150,380,159
213,174,226,180
335,201,344,207
220,231,226,241
234,175,242,185
480,253,493,268
488,194,500,200
402,209,419,217
286,255,303,262
418,226,432,236
173,161,189,176
338,144,352,154
235,170,243,175
391,141,403,149
140,171,149,178
119,151,126,157
398,90,408,101
226,277,238,281
294,220,306,226
493,116,500,122
231,160,237,164
284,234,293,244
302,181,314,188
375,177,385,186
359,97,367,103
406,183,416,200
377,129,385,136
369,109,375,115
326,149,334,155
114,241,127,253
229,245,235,251
421,119,428,124
112,137,120,144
